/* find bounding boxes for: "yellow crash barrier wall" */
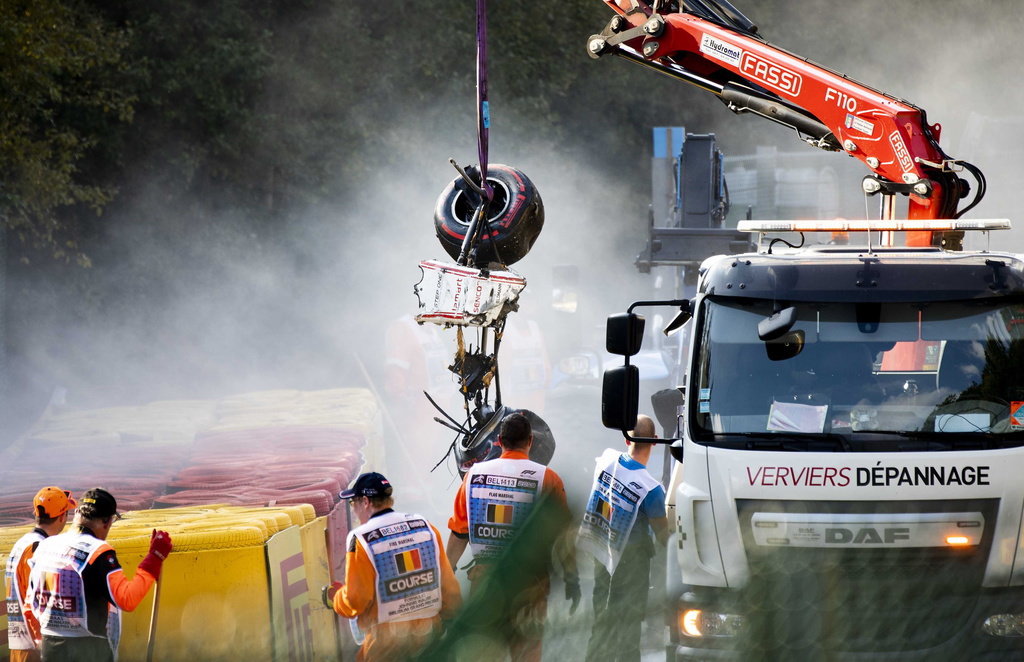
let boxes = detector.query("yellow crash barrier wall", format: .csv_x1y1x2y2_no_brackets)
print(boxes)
299,516,339,658
1,504,339,662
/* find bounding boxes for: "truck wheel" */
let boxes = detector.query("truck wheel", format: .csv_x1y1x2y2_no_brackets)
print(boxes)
433,164,544,267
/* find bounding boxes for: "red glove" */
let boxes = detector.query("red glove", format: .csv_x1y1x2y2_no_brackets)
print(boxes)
137,530,173,580
149,530,173,558
322,582,343,609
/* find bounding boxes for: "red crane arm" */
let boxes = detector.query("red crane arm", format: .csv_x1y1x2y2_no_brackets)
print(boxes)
589,1,983,233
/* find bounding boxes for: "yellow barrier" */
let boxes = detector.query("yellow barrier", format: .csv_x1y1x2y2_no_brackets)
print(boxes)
1,387,381,659
300,516,339,660
1,505,340,662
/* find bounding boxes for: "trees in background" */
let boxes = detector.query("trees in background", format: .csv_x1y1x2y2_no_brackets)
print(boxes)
3,0,1011,426
0,0,133,263
5,0,1011,265
0,0,732,264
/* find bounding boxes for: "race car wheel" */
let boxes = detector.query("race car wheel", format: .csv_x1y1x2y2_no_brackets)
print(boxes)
523,409,556,466
433,164,544,267
454,406,556,477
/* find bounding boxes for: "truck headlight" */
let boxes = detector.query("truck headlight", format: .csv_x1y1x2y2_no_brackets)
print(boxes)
681,609,745,638
982,613,1024,637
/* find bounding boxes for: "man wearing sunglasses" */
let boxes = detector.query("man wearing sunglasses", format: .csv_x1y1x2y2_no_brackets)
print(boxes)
27,487,172,662
323,472,462,661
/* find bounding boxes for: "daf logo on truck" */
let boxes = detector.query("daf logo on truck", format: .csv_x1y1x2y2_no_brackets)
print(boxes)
740,53,802,95
826,527,911,544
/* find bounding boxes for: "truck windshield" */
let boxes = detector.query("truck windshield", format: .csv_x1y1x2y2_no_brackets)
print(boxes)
693,298,1024,440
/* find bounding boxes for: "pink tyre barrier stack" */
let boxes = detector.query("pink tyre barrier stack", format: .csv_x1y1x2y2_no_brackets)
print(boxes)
0,444,192,526
161,426,366,516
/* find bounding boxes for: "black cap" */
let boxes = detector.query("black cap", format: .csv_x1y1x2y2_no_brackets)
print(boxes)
78,488,120,520
340,472,393,499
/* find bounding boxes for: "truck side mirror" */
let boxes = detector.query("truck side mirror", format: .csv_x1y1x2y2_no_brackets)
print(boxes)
602,365,639,430
606,313,645,356
663,300,694,336
669,439,684,463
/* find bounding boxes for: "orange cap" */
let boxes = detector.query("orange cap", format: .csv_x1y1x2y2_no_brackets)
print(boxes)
34,486,77,519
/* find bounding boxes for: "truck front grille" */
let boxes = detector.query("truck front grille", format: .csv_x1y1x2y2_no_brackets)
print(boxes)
734,498,998,653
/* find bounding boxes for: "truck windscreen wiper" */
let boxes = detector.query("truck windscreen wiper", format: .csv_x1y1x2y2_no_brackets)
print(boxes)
841,429,1024,451
711,431,852,452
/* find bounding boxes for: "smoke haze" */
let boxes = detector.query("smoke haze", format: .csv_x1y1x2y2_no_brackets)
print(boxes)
2,7,1022,657
4,0,1023,466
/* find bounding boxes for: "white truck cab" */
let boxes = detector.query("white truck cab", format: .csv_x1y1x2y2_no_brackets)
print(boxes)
604,220,1024,660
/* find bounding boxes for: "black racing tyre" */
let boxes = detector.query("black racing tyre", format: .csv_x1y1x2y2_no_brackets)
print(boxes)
522,409,556,466
433,164,544,267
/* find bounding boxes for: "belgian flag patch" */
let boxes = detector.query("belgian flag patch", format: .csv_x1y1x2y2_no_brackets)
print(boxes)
486,503,514,524
395,549,422,574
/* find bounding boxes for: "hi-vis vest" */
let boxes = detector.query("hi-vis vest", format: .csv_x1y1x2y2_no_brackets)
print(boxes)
466,457,546,560
577,449,661,573
5,530,45,650
350,511,443,624
28,532,121,658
